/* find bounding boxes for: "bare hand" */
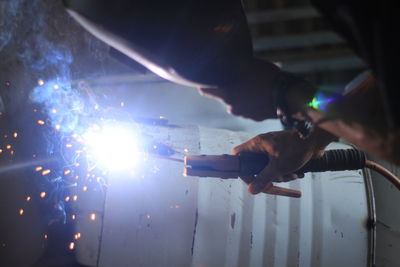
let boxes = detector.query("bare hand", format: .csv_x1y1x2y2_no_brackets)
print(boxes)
232,129,335,194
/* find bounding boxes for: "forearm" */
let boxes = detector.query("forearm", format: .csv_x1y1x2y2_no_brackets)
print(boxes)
293,75,400,165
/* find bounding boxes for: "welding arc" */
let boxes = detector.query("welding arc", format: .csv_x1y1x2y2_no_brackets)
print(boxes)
365,160,400,190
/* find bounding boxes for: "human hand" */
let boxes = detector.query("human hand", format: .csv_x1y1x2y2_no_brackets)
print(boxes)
232,129,335,194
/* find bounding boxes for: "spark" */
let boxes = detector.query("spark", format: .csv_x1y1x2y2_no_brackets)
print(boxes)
94,104,99,110
184,148,189,153
75,163,80,167
74,233,81,240
82,186,88,192
90,213,96,221
38,79,45,86
120,102,124,107
40,192,46,198
53,84,59,89
0,149,2,153
10,150,14,155
72,215,76,220
13,132,18,138
65,144,72,148
146,215,151,219
19,209,24,215
26,196,31,201
73,195,78,201
44,234,48,239
75,175,79,180
37,120,45,125
42,169,51,175
64,170,71,175
35,166,43,172
159,116,166,119
65,196,70,202
33,109,37,113
69,242,75,250
6,145,11,150
51,108,57,114
55,125,61,131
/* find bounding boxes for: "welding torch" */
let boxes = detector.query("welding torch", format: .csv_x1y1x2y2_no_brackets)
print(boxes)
150,143,399,198
183,149,367,198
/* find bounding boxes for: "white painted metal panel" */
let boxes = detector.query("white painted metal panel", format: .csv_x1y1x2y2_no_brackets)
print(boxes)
75,125,370,267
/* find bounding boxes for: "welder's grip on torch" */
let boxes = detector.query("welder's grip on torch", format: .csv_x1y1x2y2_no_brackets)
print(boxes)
184,149,366,198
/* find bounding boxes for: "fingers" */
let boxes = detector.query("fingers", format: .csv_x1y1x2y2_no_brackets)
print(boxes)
198,87,229,101
248,167,305,195
240,175,256,185
248,161,278,194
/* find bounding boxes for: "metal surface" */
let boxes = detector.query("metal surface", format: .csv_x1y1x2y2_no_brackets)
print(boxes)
362,168,376,267
366,157,400,267
74,125,371,267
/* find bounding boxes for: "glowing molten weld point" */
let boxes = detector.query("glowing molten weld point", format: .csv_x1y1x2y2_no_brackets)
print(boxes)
69,242,75,250
83,124,141,171
90,213,96,221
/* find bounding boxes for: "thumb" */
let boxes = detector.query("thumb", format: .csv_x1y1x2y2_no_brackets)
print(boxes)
248,160,280,194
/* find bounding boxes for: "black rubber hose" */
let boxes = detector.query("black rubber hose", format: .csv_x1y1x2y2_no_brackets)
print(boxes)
296,149,366,173
239,149,366,176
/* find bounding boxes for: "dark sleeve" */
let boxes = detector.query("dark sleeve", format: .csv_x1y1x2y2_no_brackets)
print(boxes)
311,0,400,129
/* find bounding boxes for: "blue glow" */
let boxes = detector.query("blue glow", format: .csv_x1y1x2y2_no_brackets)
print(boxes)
308,91,338,112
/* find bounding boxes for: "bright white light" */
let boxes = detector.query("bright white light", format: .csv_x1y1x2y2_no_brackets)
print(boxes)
83,124,141,171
